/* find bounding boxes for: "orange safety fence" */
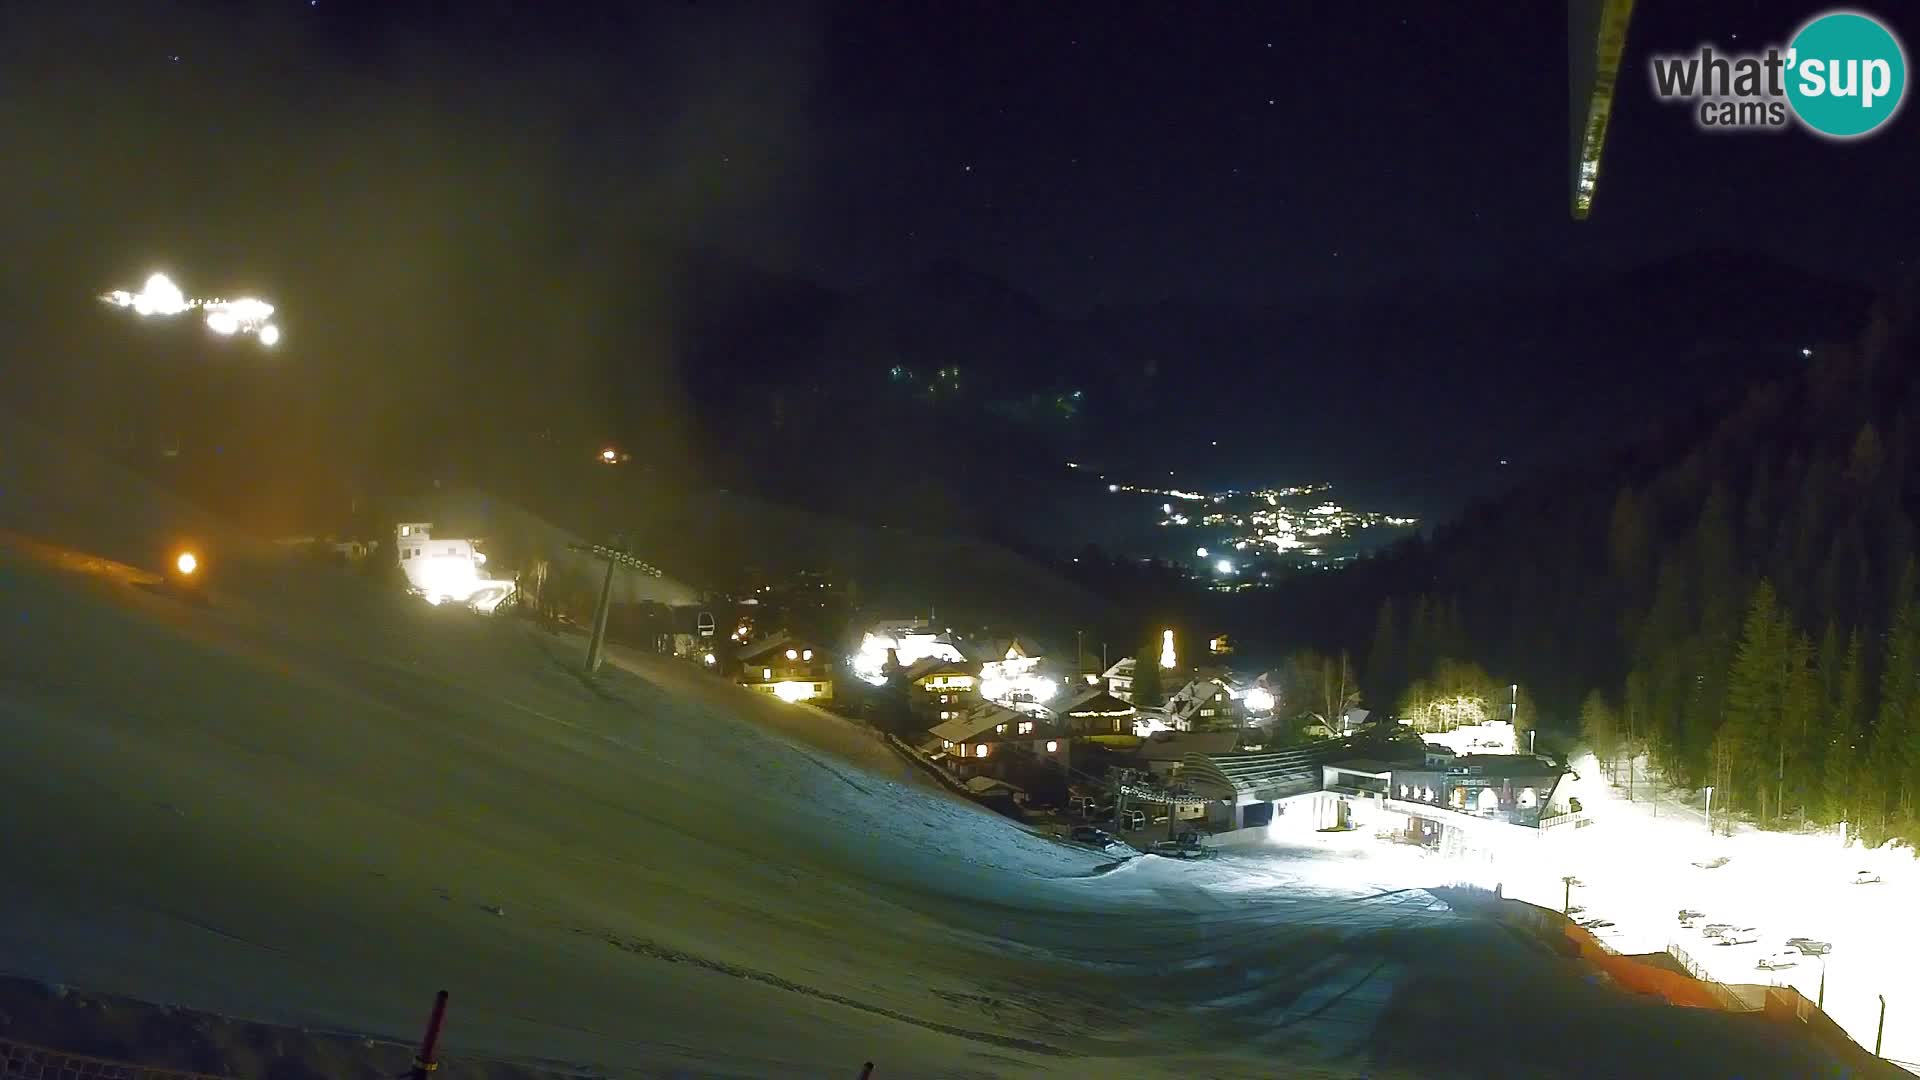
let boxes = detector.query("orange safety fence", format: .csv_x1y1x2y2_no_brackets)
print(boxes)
1558,921,1730,1009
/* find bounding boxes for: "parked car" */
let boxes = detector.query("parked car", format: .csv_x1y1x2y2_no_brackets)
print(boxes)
1068,826,1114,848
1150,832,1213,860
1756,950,1800,971
1853,869,1882,885
1692,856,1731,870
1787,938,1832,956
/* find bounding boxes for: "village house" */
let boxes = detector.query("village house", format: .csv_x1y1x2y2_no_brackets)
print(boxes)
1165,677,1238,731
1048,686,1137,736
929,701,1072,774
1309,752,1575,842
903,656,982,721
1101,656,1136,702
737,631,835,703
974,636,1063,713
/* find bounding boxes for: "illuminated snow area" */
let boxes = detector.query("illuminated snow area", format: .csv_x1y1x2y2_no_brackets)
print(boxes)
1495,752,1920,1071
0,422,1881,1077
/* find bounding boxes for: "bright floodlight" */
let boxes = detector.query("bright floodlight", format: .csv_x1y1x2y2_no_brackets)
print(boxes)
1196,546,1208,558
1245,686,1275,713
175,551,198,575
101,272,281,347
1214,559,1234,575
601,448,618,463
131,273,189,316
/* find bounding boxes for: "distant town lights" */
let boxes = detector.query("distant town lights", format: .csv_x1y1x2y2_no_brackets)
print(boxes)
100,271,281,347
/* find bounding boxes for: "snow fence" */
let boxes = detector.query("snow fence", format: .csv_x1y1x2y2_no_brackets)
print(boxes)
0,1037,225,1080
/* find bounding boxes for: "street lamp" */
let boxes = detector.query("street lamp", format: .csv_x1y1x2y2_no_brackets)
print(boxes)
1704,785,1715,836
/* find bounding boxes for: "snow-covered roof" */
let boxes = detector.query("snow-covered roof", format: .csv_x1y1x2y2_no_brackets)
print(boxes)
964,775,1025,796
1451,754,1566,778
1182,742,1355,800
1166,678,1231,723
1053,686,1135,717
903,655,975,682
929,702,1022,743
1102,657,1136,680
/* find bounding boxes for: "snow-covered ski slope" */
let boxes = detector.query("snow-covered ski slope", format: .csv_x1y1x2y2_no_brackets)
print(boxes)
0,424,1865,1078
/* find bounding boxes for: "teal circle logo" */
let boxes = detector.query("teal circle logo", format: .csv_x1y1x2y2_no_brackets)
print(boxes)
1786,11,1907,138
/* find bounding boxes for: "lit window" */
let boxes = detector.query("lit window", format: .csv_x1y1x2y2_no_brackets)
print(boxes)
1046,740,1059,753
995,724,1007,733
762,668,771,680
940,711,950,720
974,744,989,758
803,649,813,661
940,694,950,704
1018,721,1034,735
786,649,798,660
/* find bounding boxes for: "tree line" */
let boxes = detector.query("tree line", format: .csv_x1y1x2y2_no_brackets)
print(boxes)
1284,279,1920,845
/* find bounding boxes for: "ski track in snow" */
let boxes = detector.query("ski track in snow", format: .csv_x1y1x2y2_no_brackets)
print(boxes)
0,426,1877,1078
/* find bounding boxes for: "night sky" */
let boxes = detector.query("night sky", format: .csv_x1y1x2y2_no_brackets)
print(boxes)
14,2,1906,300
1,1,1914,527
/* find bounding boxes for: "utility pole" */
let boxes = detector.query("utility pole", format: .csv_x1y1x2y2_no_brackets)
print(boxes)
570,539,665,674
1562,875,1579,915
1876,994,1886,1056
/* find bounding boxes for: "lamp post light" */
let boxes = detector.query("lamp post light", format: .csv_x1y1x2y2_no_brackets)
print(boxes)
569,539,666,674
1562,874,1582,915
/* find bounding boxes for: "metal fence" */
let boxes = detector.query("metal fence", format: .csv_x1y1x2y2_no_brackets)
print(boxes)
0,1038,226,1080
1665,943,1759,1012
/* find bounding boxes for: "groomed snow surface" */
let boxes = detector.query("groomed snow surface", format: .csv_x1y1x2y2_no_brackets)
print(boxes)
0,437,1883,1078
1500,754,1920,1074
